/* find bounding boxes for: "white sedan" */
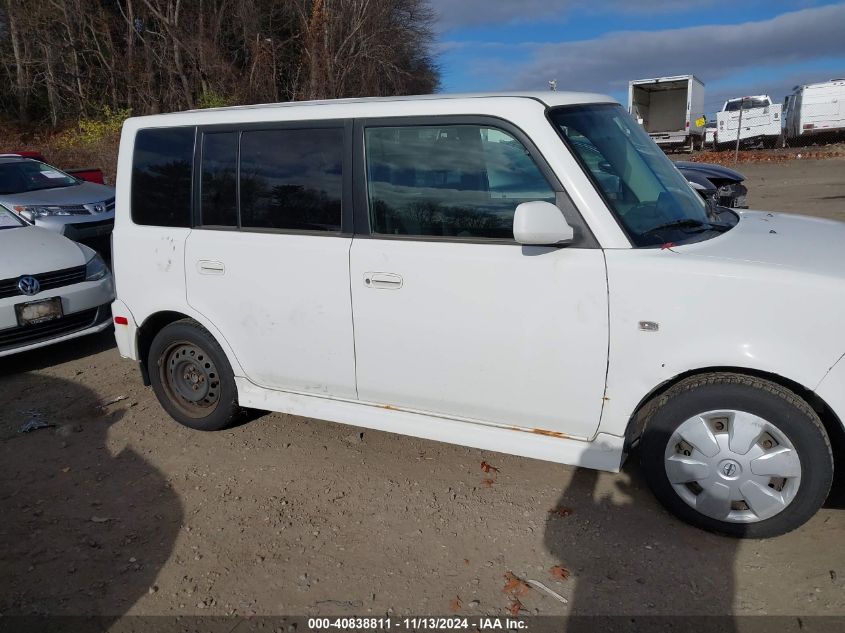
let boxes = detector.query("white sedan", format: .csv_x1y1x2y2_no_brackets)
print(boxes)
0,205,114,357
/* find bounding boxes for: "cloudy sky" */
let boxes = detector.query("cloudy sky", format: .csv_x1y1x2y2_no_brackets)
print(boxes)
431,0,845,117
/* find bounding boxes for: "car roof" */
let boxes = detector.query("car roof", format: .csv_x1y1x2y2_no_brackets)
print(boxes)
0,156,30,164
123,91,618,129
180,91,614,113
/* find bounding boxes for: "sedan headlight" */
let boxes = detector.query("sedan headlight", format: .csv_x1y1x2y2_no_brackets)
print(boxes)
85,253,108,281
14,205,71,221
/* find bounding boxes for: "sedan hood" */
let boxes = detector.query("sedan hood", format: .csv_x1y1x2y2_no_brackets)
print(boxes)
673,161,744,183
0,181,114,206
681,211,845,278
0,226,87,278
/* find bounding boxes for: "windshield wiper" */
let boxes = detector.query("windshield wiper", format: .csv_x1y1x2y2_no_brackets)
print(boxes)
642,218,730,236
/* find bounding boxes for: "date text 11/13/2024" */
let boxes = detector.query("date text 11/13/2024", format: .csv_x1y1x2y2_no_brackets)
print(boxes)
307,617,528,630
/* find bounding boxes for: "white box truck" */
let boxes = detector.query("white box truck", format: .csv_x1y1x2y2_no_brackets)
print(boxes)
628,75,705,151
783,79,845,145
716,95,782,149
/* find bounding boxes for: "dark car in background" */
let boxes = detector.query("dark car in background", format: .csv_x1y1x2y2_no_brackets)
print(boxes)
674,160,748,209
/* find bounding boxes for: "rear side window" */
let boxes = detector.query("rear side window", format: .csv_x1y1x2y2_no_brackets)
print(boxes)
200,132,238,227
365,125,555,239
132,127,195,227
239,128,343,232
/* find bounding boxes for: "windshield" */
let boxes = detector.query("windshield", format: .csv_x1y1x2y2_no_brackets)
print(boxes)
551,104,715,247
724,98,770,111
0,206,26,229
0,161,79,194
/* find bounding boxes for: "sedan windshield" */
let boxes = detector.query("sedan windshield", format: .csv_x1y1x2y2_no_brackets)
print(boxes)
0,161,79,194
550,104,718,247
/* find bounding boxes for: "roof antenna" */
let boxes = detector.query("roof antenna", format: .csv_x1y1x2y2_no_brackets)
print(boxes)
548,79,557,92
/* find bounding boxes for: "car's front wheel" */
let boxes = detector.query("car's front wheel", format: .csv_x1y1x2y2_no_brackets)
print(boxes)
148,319,242,431
640,373,833,537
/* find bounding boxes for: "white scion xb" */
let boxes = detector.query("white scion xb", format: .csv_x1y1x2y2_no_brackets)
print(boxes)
111,93,845,537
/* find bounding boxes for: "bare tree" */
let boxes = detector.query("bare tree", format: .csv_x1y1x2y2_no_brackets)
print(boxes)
0,0,440,126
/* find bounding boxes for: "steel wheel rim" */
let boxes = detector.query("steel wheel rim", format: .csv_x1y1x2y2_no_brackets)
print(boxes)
664,409,802,523
161,342,220,418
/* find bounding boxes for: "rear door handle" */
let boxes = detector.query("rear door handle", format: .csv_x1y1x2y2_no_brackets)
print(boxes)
198,260,225,275
364,272,403,289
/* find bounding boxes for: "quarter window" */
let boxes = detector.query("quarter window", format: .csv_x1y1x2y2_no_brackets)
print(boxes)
200,132,238,227
131,127,195,227
239,128,343,232
365,125,555,239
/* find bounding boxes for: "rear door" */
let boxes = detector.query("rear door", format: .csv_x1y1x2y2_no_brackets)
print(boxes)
804,82,845,130
348,118,609,439
185,122,357,398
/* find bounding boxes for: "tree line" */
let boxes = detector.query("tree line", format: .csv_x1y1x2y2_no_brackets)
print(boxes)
0,0,440,126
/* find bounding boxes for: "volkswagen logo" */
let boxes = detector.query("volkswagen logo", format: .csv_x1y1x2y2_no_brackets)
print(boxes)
17,275,40,296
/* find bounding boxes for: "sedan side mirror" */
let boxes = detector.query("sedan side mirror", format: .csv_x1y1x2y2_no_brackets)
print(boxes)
513,201,575,246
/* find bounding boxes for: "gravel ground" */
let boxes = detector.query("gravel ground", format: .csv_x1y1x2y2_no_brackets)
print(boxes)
1,158,844,621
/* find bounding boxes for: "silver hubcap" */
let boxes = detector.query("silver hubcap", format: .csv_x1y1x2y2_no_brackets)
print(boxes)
664,410,802,523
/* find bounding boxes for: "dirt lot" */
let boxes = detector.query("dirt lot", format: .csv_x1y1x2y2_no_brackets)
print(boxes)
2,158,845,622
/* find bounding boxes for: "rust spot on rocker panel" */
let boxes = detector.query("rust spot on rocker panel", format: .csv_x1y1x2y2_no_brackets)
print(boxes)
374,403,573,439
527,428,574,440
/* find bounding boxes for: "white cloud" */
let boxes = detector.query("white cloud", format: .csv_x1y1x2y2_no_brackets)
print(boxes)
468,4,845,94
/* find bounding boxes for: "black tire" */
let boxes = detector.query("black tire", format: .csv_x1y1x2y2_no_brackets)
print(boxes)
639,372,833,538
148,318,242,431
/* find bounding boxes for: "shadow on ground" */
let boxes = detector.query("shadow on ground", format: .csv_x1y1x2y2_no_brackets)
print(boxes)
0,369,183,618
544,463,738,629
0,329,116,377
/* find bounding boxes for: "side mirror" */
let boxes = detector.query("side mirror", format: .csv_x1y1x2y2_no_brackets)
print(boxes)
513,201,574,246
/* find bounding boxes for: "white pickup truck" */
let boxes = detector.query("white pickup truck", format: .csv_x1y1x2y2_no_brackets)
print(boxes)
716,95,782,149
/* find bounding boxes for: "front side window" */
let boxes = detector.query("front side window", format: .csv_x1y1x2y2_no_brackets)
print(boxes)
551,104,721,247
132,127,195,227
365,124,555,239
239,128,342,232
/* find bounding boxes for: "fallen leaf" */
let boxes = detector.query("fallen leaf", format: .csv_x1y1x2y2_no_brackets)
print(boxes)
98,395,128,409
508,598,524,616
549,565,570,580
548,506,573,518
463,558,470,565
503,571,531,597
480,461,499,474
450,595,462,612
481,478,496,487
61,467,71,473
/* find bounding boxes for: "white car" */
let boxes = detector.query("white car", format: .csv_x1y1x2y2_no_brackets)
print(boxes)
0,205,114,357
111,93,844,537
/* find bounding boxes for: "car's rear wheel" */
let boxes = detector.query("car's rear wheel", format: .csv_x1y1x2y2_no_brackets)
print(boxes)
148,319,242,431
640,372,833,537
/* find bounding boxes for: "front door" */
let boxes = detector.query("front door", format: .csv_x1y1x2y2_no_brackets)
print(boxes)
349,120,609,439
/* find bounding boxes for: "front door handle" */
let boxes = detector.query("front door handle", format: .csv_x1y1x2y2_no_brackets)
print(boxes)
364,272,403,289
198,260,225,275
